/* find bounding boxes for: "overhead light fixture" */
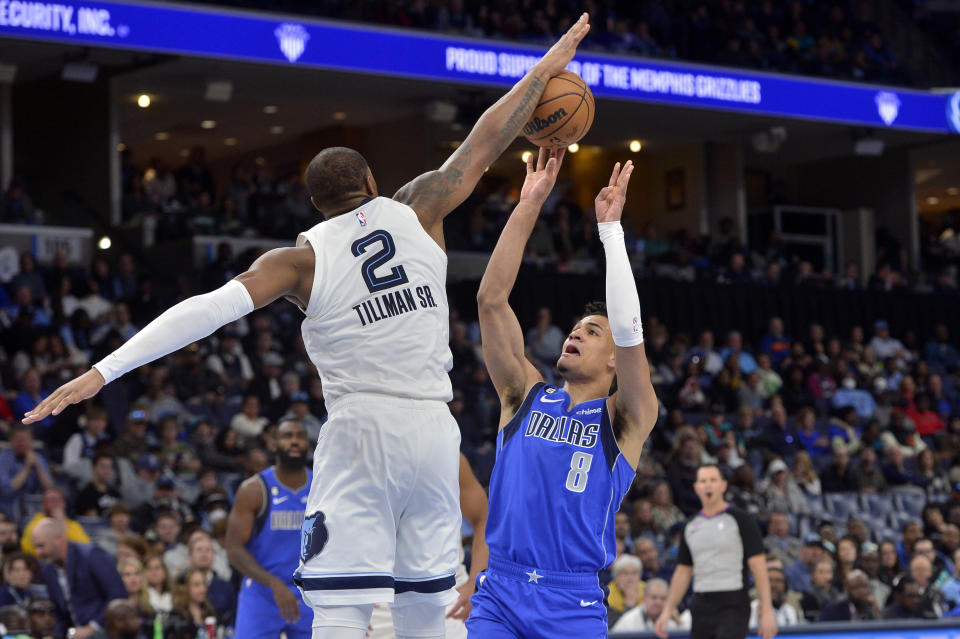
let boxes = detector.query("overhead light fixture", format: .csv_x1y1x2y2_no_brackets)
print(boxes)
137,94,151,108
224,137,238,146
927,196,940,205
154,132,169,141
568,143,580,153
450,141,461,149
263,105,278,114
255,156,266,166
179,148,190,157
521,151,533,163
269,125,284,135
201,120,216,129
332,111,347,121
116,143,126,152
62,61,98,83
854,138,884,156
948,187,959,196
98,236,112,250
204,80,233,102
629,140,642,153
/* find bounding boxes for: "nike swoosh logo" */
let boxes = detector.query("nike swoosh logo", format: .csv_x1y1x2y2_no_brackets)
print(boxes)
540,397,565,403
580,600,597,607
272,497,288,505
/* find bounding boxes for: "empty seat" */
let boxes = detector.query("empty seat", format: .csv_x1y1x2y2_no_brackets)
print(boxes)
895,491,927,519
824,492,859,520
861,493,895,519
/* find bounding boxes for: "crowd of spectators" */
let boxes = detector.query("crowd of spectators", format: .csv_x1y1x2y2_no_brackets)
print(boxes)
193,0,911,85
2,225,960,636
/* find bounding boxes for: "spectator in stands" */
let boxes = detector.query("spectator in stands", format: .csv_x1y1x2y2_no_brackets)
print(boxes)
833,375,877,419
0,517,19,556
898,522,925,568
183,532,234,625
1,177,37,224
666,435,701,515
858,542,892,609
62,408,111,468
869,320,907,361
635,537,672,582
206,329,253,398
755,353,783,399
149,510,182,554
649,482,684,534
91,599,144,639
884,575,939,619
606,553,643,627
687,330,723,376
879,540,902,587
75,452,121,517
764,404,800,460
32,518,127,638
787,534,824,593
157,417,199,477
0,423,55,518
819,568,881,621
143,554,172,614
856,447,887,493
762,458,808,514
112,410,151,464
525,307,564,370
12,370,51,433
759,317,792,366
821,446,859,493
764,510,801,565
162,567,217,639
883,443,914,487
282,392,323,443
0,604,29,637
909,394,947,437
611,578,691,632
26,598,56,639
21,488,90,557
229,395,268,447
720,330,757,375
835,536,860,587
750,566,802,628
801,557,840,622
940,548,960,609
116,537,148,565
118,557,146,603
0,552,45,607
924,325,960,375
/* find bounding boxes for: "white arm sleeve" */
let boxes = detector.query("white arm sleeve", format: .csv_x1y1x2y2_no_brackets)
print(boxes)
598,221,644,347
92,279,255,384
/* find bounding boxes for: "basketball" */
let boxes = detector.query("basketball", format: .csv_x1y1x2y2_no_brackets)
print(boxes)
522,70,595,148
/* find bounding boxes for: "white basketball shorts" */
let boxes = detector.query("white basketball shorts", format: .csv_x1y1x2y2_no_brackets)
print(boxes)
294,392,461,608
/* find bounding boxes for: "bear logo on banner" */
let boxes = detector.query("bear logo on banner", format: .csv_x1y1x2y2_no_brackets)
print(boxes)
275,23,310,63
875,91,901,126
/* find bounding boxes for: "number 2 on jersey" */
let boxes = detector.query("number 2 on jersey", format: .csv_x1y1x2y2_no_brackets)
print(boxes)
565,451,593,493
351,230,408,293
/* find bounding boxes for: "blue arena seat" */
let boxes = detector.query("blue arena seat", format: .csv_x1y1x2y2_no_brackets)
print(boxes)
861,493,895,519
895,491,927,519
824,492,859,520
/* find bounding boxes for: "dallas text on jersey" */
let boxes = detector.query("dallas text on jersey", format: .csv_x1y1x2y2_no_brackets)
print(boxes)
524,410,601,448
351,285,439,327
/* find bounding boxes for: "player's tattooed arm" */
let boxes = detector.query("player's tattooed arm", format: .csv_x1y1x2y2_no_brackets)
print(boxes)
395,14,589,233
478,149,561,425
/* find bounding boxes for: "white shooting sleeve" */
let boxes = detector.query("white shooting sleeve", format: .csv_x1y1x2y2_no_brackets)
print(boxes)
598,221,644,347
93,279,255,384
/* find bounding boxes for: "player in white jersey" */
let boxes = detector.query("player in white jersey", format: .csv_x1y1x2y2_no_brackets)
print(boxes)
23,14,590,639
366,454,488,639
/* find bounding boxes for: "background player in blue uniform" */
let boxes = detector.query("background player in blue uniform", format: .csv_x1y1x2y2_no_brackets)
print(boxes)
467,149,659,638
226,419,313,639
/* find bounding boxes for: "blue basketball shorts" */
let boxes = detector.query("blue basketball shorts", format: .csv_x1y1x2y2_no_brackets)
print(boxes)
234,578,313,639
466,557,608,639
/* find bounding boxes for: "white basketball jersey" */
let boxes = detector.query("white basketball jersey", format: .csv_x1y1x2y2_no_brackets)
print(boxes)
296,197,453,406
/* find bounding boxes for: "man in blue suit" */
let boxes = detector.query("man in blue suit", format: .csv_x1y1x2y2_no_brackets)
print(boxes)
31,518,127,639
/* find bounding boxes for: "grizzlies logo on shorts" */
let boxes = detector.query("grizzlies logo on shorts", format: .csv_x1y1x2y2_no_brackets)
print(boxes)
301,511,329,564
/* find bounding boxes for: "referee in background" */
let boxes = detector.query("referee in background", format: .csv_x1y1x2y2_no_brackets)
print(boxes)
655,464,778,639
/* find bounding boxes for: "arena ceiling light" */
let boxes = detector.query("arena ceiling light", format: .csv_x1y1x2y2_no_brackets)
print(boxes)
200,120,217,129
948,187,959,196
629,140,642,152
224,137,238,146
332,111,347,121
137,94,151,108
521,151,533,163
568,143,580,153
98,236,112,250
263,105,278,114
269,125,284,134
154,132,169,141
204,80,233,102
61,61,98,83
927,196,940,205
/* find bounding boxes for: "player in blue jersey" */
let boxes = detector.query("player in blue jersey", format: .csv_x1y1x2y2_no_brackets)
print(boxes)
467,148,659,638
225,419,313,639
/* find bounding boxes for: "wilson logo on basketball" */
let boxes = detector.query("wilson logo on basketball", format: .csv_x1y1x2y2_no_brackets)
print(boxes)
522,108,568,136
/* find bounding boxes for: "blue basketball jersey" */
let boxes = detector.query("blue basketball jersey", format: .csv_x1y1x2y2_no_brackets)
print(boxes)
248,467,312,585
485,382,635,573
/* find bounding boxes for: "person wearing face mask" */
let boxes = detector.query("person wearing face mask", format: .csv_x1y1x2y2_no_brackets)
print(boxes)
225,419,313,639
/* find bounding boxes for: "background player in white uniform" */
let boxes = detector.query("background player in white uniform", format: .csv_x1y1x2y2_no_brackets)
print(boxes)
22,15,590,639
366,454,488,639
